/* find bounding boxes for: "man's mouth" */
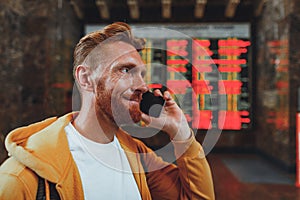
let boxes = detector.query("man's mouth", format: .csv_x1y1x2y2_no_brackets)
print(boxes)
123,96,141,104
130,97,141,103
122,91,144,106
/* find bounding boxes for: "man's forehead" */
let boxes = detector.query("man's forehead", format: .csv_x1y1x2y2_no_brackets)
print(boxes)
90,41,137,64
86,41,143,73
102,41,138,56
104,42,142,63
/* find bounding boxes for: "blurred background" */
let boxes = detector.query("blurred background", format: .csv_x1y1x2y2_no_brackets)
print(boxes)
1,0,300,199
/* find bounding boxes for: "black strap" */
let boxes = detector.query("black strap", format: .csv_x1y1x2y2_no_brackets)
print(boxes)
36,176,45,200
36,175,60,200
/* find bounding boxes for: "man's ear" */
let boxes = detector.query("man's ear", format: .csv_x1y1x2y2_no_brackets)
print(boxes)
74,65,94,92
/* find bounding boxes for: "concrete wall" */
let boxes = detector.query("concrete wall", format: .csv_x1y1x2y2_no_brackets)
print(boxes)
254,0,300,170
196,0,300,171
0,0,83,163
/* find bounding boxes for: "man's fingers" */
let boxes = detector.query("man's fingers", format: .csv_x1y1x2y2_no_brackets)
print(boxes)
153,89,173,101
141,113,151,126
141,113,166,130
161,91,177,107
153,89,163,97
163,91,172,101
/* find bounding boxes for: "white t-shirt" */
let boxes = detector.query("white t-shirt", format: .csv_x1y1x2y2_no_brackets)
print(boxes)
65,123,142,200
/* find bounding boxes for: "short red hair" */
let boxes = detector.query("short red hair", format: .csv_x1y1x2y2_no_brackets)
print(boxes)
73,22,145,74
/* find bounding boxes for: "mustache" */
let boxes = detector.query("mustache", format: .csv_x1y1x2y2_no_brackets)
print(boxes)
129,90,143,102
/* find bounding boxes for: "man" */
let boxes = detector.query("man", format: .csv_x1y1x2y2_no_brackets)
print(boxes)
0,22,214,199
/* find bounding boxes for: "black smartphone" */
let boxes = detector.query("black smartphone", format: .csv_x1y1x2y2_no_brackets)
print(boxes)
140,91,165,118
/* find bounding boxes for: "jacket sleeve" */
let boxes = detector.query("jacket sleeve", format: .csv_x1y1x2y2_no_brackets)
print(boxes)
0,157,38,200
140,135,215,200
0,173,31,199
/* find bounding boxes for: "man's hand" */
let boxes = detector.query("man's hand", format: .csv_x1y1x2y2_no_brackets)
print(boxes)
141,89,191,141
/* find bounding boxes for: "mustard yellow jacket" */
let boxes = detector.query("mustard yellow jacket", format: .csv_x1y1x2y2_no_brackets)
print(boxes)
0,113,214,199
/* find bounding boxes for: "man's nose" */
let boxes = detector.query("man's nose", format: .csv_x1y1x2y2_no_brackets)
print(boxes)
133,75,148,93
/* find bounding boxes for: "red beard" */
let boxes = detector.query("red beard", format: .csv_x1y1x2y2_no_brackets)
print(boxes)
128,100,142,123
95,78,142,125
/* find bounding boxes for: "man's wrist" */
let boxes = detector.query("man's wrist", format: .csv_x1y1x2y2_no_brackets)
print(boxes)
171,129,206,160
171,130,192,142
170,123,191,141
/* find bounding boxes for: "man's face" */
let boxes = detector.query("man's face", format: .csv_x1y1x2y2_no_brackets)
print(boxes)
93,41,148,125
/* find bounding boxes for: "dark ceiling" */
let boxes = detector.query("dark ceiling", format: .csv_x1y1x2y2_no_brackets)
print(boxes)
78,0,262,25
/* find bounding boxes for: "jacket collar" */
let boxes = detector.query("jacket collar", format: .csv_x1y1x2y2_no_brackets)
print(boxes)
5,112,77,183
5,112,151,199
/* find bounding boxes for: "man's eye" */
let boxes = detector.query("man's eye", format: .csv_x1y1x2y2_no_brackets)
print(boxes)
121,68,130,73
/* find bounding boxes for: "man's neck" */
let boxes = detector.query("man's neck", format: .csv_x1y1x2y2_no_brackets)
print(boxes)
72,109,118,144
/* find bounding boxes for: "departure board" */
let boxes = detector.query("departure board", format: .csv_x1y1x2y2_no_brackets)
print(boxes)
86,24,252,130
137,24,251,130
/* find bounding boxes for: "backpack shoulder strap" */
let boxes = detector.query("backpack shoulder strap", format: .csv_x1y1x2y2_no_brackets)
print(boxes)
36,175,60,200
36,175,45,200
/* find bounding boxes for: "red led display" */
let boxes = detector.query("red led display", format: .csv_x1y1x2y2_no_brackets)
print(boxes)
218,39,251,47
142,37,251,130
218,66,242,73
214,59,247,65
218,48,248,56
219,80,243,94
193,80,212,94
167,59,189,65
167,80,191,94
167,66,187,73
193,110,212,129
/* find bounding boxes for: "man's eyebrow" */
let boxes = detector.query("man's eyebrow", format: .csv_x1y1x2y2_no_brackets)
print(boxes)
114,62,137,69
